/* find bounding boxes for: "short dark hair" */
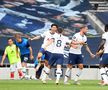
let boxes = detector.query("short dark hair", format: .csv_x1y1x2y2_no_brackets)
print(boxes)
51,24,58,28
7,38,13,41
57,27,63,33
105,24,108,32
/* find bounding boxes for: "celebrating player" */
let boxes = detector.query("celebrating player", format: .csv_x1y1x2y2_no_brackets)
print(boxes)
30,24,58,80
30,24,58,62
41,27,69,84
64,25,95,85
96,25,108,86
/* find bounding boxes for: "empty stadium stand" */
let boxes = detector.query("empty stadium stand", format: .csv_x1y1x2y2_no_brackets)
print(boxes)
90,0,108,10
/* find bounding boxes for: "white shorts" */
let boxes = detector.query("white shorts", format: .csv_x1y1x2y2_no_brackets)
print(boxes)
10,61,22,72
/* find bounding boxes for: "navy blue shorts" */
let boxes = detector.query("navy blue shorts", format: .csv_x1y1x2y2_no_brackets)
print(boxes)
48,53,64,66
100,54,108,65
39,48,46,54
44,51,52,61
21,54,30,63
68,53,83,65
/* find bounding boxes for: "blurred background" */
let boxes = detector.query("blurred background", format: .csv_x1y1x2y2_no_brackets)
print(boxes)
0,0,108,66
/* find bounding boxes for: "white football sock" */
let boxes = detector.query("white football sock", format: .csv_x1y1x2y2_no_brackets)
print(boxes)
22,67,27,76
105,67,108,76
64,68,71,83
56,68,62,82
100,68,108,83
74,69,83,82
41,66,50,81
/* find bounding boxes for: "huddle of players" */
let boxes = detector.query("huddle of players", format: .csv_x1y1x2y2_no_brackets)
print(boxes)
1,23,108,86
31,24,95,85
34,24,108,86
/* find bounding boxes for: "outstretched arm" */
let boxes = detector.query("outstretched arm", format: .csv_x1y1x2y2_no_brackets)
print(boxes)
30,36,41,40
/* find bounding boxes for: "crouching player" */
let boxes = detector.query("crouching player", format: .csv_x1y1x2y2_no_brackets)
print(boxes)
0,38,24,79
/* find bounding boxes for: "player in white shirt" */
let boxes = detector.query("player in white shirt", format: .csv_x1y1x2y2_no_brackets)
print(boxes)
64,25,95,85
31,24,58,54
30,24,58,80
41,27,69,84
96,25,108,86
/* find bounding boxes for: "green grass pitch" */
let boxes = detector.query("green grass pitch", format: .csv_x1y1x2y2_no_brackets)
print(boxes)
0,80,108,90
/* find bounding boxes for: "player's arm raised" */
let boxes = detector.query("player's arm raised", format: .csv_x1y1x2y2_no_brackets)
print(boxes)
30,31,47,40
30,35,41,41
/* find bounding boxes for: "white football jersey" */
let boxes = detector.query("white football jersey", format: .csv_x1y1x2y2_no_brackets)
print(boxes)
69,32,87,54
41,30,55,52
102,32,108,53
52,34,69,54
